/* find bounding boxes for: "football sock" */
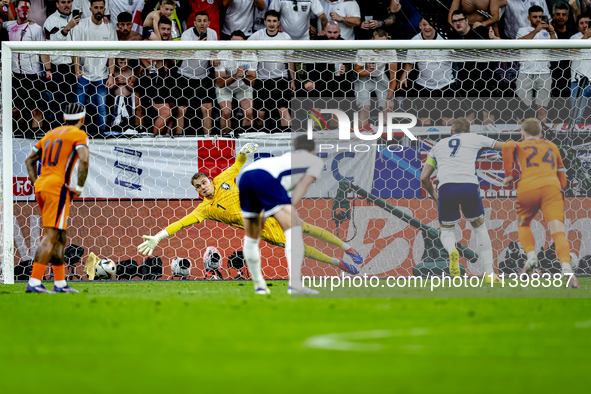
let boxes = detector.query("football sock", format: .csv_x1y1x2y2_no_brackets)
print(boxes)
562,262,573,273
303,222,345,249
518,224,536,255
286,226,304,289
551,231,571,265
52,264,67,288
474,224,494,274
304,244,337,266
243,236,266,290
28,262,46,287
440,226,456,254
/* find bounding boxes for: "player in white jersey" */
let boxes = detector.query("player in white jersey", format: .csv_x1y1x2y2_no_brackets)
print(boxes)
420,118,503,282
239,135,323,295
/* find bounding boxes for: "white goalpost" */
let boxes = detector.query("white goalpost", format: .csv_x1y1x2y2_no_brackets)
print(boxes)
2,38,591,284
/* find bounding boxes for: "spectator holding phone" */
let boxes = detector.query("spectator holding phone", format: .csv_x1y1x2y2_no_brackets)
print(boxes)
502,0,549,38
73,0,111,21
44,0,81,125
516,5,556,123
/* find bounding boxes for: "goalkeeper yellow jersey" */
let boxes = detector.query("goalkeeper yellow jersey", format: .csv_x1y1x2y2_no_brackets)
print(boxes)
165,154,287,246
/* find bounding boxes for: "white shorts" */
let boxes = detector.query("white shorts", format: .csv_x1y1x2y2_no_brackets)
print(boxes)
516,72,551,107
216,84,254,105
355,76,389,109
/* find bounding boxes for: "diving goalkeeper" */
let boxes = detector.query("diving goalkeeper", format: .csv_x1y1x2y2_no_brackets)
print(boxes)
137,143,362,274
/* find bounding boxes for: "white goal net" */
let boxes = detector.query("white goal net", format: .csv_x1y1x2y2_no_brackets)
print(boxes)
2,39,591,284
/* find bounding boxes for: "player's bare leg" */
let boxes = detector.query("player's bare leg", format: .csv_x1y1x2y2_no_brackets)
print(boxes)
358,105,370,127
219,101,232,135
548,219,580,289
244,213,269,294
240,99,254,128
201,103,213,135
278,107,291,127
152,102,171,135
536,105,547,124
31,109,44,131
134,91,143,129
176,105,187,136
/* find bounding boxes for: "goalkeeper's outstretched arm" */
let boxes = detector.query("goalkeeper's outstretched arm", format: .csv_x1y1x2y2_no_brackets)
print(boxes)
137,213,203,256
137,143,259,256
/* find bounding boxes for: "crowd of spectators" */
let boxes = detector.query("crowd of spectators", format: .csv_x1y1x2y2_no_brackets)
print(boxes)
0,0,591,138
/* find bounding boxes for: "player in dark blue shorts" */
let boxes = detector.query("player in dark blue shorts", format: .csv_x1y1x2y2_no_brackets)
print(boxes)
238,136,324,295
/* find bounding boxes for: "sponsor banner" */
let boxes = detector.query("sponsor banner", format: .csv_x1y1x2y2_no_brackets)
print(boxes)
13,137,374,200
372,139,511,198
12,198,591,279
13,138,236,201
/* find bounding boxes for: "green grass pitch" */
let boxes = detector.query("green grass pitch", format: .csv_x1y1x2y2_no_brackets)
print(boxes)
1,280,591,394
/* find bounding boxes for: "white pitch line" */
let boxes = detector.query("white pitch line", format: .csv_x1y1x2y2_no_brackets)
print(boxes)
302,329,428,352
575,320,591,328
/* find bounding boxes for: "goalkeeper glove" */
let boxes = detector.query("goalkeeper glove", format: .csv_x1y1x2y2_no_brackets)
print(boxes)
138,229,170,256
239,143,259,156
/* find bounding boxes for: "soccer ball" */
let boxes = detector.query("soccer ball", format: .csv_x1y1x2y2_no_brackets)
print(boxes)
95,258,116,279
171,257,191,277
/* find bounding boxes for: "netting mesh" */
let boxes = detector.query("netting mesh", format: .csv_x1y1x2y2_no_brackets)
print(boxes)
4,44,591,283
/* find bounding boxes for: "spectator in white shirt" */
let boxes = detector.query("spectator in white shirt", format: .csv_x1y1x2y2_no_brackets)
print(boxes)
516,5,556,124
569,14,591,123
502,0,549,39
73,0,111,21
44,0,81,126
221,0,265,40
269,0,327,40
248,10,295,131
318,0,360,40
176,10,218,135
215,30,258,135
400,17,455,126
353,29,397,128
1,0,50,138
139,17,176,136
109,0,142,24
71,0,118,135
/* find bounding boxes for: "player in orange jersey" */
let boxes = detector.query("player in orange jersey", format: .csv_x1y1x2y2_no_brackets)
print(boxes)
502,118,580,289
23,103,90,293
